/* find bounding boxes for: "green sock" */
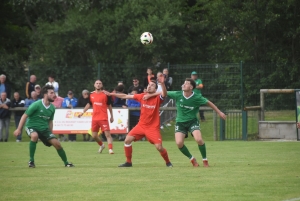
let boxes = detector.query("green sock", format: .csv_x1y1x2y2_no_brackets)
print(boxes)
29,141,37,162
57,148,68,165
198,143,207,159
179,144,193,159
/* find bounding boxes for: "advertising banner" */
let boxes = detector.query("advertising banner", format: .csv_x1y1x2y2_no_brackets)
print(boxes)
53,108,128,134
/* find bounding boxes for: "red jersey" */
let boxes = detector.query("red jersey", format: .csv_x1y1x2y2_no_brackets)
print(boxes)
89,91,112,121
134,93,164,129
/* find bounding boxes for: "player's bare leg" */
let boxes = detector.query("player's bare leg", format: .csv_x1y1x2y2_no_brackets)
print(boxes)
192,130,209,167
92,131,105,153
154,143,172,167
104,131,114,154
175,132,199,167
28,132,38,168
118,135,135,167
49,138,74,167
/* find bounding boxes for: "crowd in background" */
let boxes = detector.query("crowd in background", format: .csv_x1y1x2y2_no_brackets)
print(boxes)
0,67,210,142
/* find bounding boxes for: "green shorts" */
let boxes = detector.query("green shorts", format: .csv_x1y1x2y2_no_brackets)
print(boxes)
175,118,201,138
25,127,56,147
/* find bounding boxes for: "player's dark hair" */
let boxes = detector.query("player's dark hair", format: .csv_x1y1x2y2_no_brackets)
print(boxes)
185,78,196,89
115,85,124,93
48,74,55,79
42,85,54,95
132,87,139,92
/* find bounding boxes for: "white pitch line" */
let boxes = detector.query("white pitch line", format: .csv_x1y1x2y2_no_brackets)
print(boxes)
283,197,300,201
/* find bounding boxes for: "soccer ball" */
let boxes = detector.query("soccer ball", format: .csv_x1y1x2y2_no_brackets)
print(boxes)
140,32,153,45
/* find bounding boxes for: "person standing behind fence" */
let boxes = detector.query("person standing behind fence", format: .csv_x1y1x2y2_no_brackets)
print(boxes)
0,92,11,142
25,91,39,107
77,89,91,142
191,71,205,122
143,67,156,88
11,92,25,142
25,75,36,98
62,90,78,142
163,68,173,91
128,77,144,94
127,87,141,130
78,80,115,154
0,74,11,99
34,84,43,99
46,75,59,96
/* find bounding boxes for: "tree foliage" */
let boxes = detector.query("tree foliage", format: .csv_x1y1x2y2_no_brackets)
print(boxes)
1,0,299,105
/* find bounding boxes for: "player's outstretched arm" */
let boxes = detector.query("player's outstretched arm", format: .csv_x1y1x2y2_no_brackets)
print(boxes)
143,92,162,100
13,113,28,136
78,103,91,118
206,101,226,120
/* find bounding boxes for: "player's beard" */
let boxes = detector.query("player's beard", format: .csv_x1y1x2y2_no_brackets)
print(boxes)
48,97,54,102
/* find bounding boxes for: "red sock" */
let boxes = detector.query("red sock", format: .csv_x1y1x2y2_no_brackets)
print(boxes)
108,143,113,149
160,148,170,164
124,144,132,163
97,140,103,146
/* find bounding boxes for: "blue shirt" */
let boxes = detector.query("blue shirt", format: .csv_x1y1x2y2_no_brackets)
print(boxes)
24,99,39,107
0,84,5,94
62,97,78,108
127,99,140,116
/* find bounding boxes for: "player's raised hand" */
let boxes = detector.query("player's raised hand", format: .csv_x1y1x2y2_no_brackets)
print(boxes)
157,73,165,84
13,129,21,137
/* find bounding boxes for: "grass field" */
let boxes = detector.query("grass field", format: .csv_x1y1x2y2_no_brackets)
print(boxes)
0,141,300,201
1,110,299,200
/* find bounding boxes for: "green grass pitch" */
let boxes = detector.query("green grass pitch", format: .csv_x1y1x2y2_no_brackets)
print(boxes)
0,140,299,201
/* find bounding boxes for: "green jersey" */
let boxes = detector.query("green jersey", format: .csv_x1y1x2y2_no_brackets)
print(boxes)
167,91,208,122
25,100,55,130
193,79,203,94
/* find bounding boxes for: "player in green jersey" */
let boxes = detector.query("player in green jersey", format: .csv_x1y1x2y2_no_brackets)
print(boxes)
167,78,226,167
13,85,74,168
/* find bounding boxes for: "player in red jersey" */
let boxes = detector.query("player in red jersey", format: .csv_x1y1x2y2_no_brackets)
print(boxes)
105,75,172,167
78,80,114,154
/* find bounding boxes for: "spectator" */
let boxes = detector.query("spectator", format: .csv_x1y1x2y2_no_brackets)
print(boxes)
34,84,43,99
11,92,25,142
46,75,59,96
62,90,78,141
128,77,144,94
0,74,11,99
25,91,39,107
113,85,127,108
25,75,37,98
163,68,173,91
143,67,156,88
0,92,11,142
52,95,64,108
127,87,141,141
191,71,205,121
78,89,91,142
52,94,65,142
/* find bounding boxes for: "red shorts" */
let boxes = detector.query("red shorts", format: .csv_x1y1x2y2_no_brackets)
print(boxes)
128,124,162,144
91,120,110,132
